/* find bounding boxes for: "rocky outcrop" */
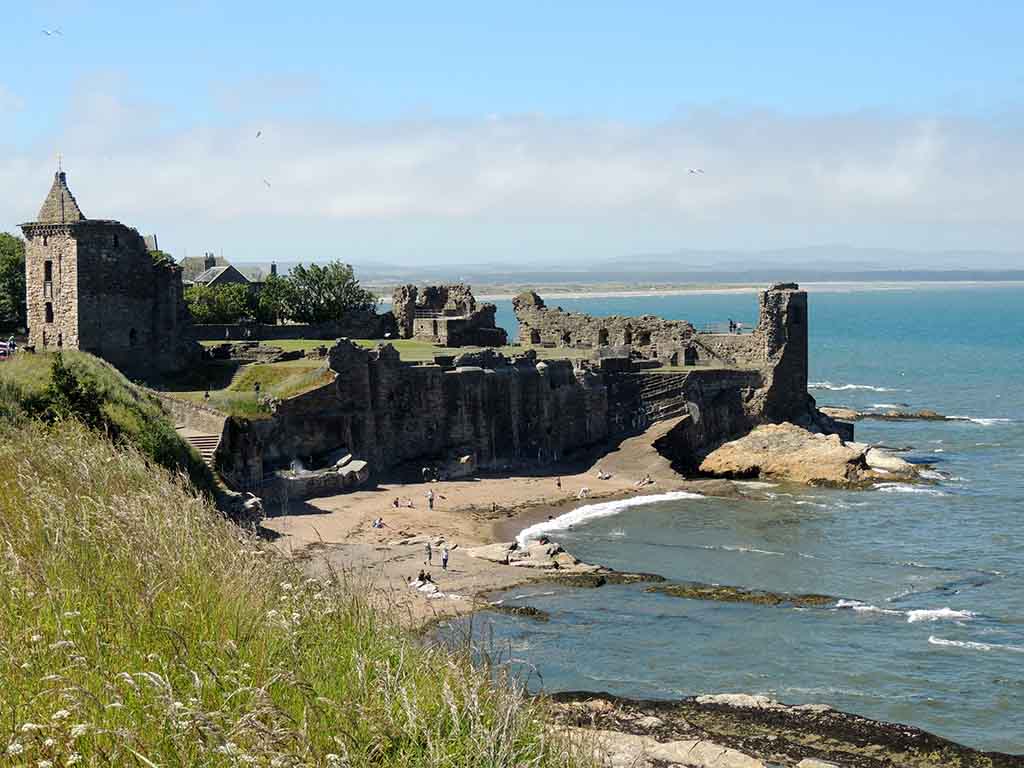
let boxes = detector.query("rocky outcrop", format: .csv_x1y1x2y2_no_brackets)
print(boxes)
647,582,835,607
698,423,918,487
820,406,949,422
467,540,602,573
550,692,1020,767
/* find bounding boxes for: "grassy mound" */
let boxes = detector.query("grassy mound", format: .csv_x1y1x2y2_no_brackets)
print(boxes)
0,351,214,492
0,420,587,767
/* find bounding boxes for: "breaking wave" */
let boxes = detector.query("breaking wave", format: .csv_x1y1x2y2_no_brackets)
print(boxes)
834,599,903,616
809,381,906,392
516,491,704,548
929,636,1024,653
906,607,977,623
873,482,948,496
835,602,978,623
870,403,910,409
948,416,1014,426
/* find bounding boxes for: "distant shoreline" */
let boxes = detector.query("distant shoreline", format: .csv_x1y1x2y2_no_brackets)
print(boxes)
373,280,1024,303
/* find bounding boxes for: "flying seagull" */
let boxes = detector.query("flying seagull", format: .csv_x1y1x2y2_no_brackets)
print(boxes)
256,130,262,138
262,178,272,188
41,27,62,36
688,168,705,174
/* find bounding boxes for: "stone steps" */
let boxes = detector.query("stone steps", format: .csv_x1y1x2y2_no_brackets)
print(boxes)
179,431,221,469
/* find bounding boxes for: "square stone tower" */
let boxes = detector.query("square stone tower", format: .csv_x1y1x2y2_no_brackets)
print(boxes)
20,170,198,374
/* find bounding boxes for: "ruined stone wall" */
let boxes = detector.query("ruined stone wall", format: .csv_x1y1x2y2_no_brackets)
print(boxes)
243,341,608,477
512,291,696,353
192,310,394,342
393,283,507,347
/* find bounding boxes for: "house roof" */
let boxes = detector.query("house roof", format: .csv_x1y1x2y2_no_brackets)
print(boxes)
36,171,85,224
178,255,229,281
193,264,250,286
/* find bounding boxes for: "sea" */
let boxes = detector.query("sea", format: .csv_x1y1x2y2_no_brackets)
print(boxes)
468,285,1024,754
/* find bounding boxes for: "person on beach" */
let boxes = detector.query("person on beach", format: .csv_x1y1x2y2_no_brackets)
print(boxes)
424,542,432,564
392,497,399,509
555,476,562,490
441,546,449,571
426,489,435,510
577,487,590,499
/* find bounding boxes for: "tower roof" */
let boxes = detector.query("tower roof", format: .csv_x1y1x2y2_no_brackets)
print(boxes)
36,171,85,224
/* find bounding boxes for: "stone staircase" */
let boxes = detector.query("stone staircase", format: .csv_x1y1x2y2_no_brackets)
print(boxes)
177,428,221,470
632,372,693,424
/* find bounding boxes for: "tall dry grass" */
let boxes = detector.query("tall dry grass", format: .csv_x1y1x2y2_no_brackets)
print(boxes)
0,420,590,767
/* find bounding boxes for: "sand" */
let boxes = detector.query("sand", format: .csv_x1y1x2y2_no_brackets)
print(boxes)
261,417,743,625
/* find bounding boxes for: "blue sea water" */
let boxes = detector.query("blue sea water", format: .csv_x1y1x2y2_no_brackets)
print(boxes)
474,286,1024,753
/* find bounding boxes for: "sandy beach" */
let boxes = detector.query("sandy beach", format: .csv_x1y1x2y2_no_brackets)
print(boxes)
261,417,743,625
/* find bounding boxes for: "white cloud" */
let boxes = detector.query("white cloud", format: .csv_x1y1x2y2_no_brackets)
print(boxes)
2,80,1023,264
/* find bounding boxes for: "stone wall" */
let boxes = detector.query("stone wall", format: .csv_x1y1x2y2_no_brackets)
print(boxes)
221,342,607,486
392,283,507,347
192,310,393,342
513,291,697,353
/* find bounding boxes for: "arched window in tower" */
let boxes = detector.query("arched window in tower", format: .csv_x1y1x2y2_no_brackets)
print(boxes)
45,303,54,324
529,329,541,345
598,329,609,346
623,328,633,345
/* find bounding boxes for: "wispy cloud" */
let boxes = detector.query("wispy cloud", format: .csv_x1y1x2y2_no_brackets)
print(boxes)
2,79,1022,264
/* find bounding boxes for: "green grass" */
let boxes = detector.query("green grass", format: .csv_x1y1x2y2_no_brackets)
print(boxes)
0,351,215,492
177,339,592,418
0,420,591,767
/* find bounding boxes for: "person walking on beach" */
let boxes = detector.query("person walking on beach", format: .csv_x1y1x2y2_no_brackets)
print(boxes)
555,476,562,491
426,489,435,510
441,546,450,571
424,541,432,565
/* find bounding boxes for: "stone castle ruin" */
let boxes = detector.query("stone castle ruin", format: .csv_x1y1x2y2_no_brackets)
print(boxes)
20,171,198,374
211,284,828,494
391,283,507,347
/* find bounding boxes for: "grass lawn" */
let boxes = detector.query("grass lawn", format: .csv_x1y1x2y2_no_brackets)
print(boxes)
172,339,591,417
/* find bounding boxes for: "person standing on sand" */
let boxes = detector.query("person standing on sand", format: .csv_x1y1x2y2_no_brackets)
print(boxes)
426,489,435,510
555,477,561,491
424,541,432,565
441,546,449,571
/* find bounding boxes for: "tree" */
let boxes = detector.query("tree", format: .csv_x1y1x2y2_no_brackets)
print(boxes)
184,283,254,324
282,262,376,325
0,232,26,327
254,273,290,324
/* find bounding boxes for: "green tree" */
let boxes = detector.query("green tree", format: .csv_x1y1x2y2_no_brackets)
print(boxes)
282,261,376,325
184,283,254,324
254,273,290,324
0,232,26,327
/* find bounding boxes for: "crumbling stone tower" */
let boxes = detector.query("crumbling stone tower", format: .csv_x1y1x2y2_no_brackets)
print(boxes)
20,170,198,374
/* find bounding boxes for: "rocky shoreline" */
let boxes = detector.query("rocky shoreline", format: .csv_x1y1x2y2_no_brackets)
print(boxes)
549,691,1024,767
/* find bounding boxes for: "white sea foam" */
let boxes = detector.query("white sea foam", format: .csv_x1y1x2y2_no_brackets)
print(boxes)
731,481,779,489
928,636,1024,653
809,381,906,392
873,482,948,496
949,416,1013,426
907,607,977,623
607,529,627,538
917,469,947,481
870,403,909,409
516,491,704,547
834,599,902,616
717,545,785,557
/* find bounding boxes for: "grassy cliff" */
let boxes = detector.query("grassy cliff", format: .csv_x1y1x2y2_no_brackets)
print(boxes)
0,356,588,767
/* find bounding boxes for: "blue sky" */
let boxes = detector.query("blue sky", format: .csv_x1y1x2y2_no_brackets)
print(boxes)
2,1,1023,266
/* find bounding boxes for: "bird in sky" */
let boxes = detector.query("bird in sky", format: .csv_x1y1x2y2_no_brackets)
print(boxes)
41,27,62,36
256,130,262,138
262,178,272,188
688,168,705,175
